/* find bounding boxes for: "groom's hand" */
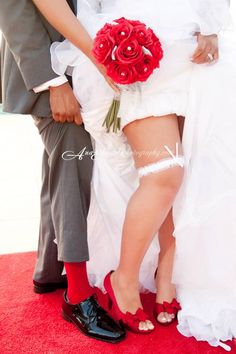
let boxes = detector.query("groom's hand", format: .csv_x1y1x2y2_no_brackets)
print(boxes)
49,82,83,125
191,33,219,64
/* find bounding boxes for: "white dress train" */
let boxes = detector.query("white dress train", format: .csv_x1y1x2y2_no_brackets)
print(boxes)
51,0,236,349
173,35,236,349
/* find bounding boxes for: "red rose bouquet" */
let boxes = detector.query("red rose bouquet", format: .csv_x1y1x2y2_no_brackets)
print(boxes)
93,17,163,132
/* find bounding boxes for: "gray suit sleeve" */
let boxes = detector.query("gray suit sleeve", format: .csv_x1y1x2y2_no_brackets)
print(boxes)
0,0,59,90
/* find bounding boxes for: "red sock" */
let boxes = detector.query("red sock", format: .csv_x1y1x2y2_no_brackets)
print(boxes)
64,262,93,304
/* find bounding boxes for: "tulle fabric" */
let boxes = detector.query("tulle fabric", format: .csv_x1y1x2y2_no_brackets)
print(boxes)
50,0,236,348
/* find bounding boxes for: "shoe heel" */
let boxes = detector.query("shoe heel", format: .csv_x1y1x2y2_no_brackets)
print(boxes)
62,310,72,323
107,295,113,310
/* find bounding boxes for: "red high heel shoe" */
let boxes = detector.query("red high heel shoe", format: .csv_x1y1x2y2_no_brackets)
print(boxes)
104,271,155,334
154,299,181,326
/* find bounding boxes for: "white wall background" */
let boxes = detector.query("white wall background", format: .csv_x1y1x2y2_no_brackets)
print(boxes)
0,2,236,254
0,113,42,254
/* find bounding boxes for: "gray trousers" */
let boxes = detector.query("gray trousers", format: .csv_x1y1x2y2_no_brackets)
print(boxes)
33,117,93,283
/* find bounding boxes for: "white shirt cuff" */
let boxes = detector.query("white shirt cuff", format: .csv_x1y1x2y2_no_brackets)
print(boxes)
33,75,68,93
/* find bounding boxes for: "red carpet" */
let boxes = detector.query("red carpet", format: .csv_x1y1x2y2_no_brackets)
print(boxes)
0,252,235,354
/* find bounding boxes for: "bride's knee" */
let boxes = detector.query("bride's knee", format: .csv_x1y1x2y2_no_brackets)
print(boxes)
164,167,184,194
141,166,184,198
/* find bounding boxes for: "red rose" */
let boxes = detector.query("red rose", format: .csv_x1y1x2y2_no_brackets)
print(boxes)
133,26,153,47
107,61,137,84
135,54,155,82
147,37,163,67
93,34,114,65
111,21,133,44
115,38,144,65
115,18,145,28
114,17,128,24
96,23,113,37
127,19,145,27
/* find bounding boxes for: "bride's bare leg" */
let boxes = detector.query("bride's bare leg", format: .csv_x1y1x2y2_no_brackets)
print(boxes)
155,117,184,324
111,114,184,330
156,209,176,323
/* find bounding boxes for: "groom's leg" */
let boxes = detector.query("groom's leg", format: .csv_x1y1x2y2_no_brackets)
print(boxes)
44,120,93,263
33,149,64,284
33,117,93,281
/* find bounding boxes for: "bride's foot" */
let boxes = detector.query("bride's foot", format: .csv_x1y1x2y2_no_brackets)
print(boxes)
155,272,180,325
104,271,154,333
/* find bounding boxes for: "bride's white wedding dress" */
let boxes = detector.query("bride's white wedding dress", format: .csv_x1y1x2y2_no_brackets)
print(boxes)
51,0,236,349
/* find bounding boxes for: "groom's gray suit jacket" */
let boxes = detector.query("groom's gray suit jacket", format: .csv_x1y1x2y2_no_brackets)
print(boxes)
0,0,77,117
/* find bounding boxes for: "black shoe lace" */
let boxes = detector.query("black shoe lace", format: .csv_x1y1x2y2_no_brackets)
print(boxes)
87,295,106,322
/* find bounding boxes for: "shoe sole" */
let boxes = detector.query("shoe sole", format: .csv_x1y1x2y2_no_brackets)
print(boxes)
62,310,126,344
33,284,67,294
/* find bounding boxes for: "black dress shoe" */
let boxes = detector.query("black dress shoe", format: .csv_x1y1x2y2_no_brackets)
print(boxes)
33,275,67,294
62,292,126,343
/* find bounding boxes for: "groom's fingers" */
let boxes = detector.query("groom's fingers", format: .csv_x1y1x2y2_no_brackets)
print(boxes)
53,113,65,122
74,112,83,125
66,115,74,123
59,114,67,123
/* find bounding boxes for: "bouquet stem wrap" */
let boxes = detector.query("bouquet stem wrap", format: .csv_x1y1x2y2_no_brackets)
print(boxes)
103,94,121,133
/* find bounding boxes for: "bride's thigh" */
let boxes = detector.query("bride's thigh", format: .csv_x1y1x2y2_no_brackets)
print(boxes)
123,114,183,168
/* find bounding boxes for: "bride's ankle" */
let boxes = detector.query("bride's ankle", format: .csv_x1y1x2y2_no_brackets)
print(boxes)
155,282,176,303
155,268,173,283
112,270,139,290
111,270,143,314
